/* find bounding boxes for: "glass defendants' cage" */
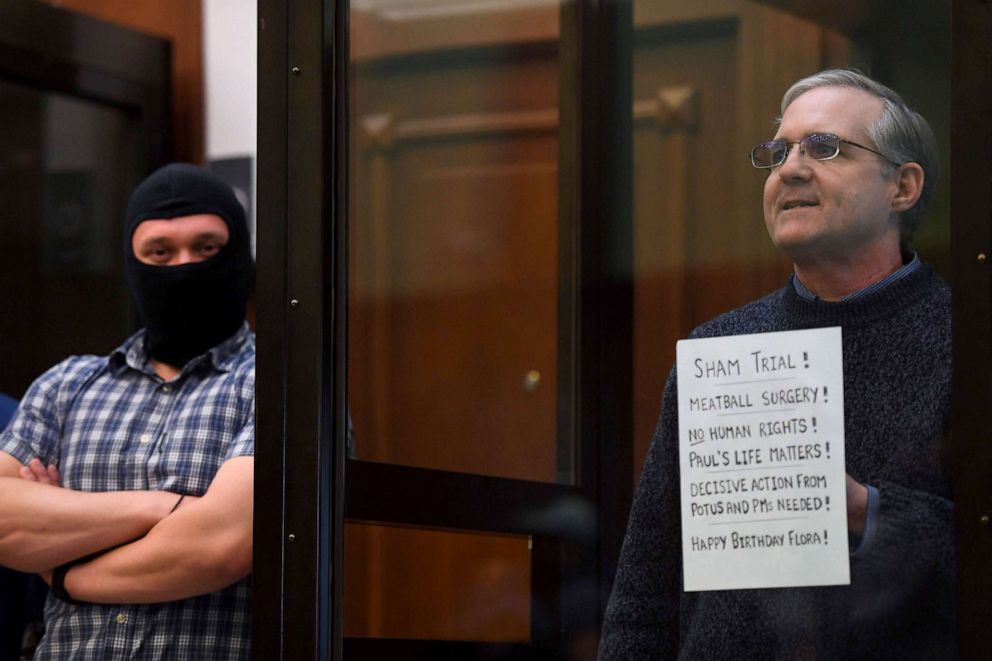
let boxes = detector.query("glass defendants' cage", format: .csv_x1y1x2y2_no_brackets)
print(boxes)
255,0,992,658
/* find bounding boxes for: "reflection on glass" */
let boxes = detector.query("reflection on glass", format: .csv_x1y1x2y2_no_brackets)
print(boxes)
344,523,531,642
347,1,569,483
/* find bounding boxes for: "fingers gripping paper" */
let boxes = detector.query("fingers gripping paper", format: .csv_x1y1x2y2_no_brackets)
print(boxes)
676,327,849,591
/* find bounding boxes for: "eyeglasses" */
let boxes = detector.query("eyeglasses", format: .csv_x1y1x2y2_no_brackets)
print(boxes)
749,132,900,169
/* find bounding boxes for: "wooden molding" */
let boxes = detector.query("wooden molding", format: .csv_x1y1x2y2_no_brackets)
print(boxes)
633,85,700,133
364,87,702,153
362,108,558,152
361,113,398,152
352,2,559,62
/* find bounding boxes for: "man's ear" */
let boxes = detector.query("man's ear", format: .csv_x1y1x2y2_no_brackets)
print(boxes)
891,162,924,213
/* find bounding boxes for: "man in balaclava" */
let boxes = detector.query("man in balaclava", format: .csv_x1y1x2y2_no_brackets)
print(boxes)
125,162,253,369
0,163,255,660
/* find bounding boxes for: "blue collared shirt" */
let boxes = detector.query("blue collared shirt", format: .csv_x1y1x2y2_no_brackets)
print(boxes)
0,323,255,660
791,255,920,556
792,253,921,302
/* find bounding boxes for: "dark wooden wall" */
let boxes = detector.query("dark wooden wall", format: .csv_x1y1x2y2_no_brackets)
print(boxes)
41,0,204,164
0,1,171,400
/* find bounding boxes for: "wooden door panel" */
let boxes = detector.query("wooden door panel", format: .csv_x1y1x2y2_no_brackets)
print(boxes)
344,523,531,642
351,114,560,482
48,0,204,162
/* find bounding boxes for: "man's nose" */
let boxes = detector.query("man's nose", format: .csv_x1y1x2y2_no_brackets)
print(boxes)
777,143,812,180
173,249,197,266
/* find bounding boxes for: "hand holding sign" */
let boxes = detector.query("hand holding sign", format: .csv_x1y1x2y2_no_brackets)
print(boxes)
677,327,848,591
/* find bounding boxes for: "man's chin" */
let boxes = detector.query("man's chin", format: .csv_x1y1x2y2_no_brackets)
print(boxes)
768,231,832,264
769,226,818,253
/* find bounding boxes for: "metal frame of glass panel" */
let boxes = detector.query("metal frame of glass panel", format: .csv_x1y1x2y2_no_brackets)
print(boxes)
256,0,633,657
950,0,992,654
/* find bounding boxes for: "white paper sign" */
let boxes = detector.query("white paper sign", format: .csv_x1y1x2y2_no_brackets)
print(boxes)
676,327,849,591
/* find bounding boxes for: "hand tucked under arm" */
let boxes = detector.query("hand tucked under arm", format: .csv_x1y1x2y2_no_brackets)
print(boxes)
0,452,180,573
63,455,253,604
20,457,61,486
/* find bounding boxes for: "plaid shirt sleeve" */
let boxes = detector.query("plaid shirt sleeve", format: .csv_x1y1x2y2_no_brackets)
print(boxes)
223,361,255,460
225,402,254,460
0,357,100,466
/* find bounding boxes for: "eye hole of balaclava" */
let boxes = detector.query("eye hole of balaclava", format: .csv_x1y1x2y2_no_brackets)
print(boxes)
130,214,230,268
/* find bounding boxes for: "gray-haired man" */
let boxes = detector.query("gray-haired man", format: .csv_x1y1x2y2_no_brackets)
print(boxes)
600,70,954,658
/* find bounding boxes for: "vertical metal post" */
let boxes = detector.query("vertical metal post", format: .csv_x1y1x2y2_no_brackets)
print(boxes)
571,0,634,621
951,0,992,655
254,0,289,657
256,0,340,658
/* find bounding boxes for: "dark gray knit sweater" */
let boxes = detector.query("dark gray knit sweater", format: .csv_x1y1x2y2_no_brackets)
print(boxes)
600,265,955,660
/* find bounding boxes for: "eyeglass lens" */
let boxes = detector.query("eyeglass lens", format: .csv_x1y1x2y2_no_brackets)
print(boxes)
750,133,841,168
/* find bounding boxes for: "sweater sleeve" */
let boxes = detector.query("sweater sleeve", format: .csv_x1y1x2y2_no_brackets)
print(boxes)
852,481,955,624
599,370,682,660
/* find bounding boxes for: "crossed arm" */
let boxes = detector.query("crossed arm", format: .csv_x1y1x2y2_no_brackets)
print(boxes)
64,456,253,603
0,452,178,572
0,451,253,603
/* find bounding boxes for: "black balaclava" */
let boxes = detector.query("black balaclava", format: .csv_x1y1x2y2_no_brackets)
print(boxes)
124,163,252,368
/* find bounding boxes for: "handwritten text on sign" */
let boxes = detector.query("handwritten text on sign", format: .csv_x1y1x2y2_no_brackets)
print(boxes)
677,327,849,591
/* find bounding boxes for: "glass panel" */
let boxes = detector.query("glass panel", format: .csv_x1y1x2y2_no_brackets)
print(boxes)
608,0,953,657
0,79,136,399
347,1,570,483
344,522,531,642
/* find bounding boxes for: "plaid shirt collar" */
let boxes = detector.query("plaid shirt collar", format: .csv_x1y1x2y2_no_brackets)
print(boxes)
110,321,252,378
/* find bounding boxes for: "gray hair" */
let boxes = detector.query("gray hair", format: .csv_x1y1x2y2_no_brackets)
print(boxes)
780,69,939,247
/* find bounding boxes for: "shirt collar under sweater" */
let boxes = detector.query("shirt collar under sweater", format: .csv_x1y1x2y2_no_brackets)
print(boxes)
781,262,945,329
792,253,920,302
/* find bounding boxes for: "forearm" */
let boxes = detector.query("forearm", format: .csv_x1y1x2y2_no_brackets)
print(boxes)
0,477,177,572
65,510,250,604
64,456,253,604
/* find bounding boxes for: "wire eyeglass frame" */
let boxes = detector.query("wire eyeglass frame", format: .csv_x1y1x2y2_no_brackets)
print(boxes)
749,132,901,169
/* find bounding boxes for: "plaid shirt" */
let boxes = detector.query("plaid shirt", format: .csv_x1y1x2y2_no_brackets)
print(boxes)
0,324,254,660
